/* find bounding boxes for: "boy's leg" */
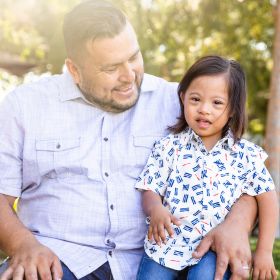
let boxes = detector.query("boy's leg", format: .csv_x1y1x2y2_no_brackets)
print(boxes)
187,250,231,280
136,252,178,280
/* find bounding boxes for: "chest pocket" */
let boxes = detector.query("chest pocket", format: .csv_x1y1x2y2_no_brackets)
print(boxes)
133,135,163,165
36,138,83,179
122,135,163,180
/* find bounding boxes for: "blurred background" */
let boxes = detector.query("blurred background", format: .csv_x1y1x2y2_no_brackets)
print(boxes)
0,0,280,275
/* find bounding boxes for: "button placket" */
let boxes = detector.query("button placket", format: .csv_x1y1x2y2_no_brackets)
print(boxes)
102,114,118,239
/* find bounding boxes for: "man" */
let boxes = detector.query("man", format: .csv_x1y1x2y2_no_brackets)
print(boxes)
0,1,256,279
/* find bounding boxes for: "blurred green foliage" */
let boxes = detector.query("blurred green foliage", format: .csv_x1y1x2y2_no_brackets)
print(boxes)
0,0,277,137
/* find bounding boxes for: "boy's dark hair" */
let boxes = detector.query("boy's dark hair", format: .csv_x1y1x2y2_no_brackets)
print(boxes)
63,0,127,62
169,55,247,142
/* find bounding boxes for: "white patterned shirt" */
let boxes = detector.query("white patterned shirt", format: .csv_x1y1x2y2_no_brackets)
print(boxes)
135,128,274,270
0,71,180,279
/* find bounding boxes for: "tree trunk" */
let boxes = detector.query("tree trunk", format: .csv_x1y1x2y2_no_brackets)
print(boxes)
265,0,280,238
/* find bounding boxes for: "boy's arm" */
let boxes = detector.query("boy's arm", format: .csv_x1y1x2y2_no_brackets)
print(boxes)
193,194,257,280
0,194,62,280
142,190,163,216
255,190,278,253
253,190,278,279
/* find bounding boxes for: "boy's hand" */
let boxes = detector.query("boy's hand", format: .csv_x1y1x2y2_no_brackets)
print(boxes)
148,204,181,246
252,249,277,280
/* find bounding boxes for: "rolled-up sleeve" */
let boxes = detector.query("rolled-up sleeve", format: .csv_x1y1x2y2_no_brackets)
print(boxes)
0,91,24,197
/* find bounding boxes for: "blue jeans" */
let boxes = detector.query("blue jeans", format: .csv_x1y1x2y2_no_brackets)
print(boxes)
137,251,231,280
62,261,113,280
0,260,113,280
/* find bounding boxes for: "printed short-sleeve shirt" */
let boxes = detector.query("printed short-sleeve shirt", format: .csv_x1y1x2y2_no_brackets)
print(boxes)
135,128,274,270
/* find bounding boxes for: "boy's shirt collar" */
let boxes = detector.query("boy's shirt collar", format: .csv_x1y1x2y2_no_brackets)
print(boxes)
185,127,235,154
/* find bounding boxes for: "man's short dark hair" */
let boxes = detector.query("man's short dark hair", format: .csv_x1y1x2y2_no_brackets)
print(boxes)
63,0,127,61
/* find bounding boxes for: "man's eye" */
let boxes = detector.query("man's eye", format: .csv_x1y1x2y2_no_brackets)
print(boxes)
129,54,138,62
106,68,117,73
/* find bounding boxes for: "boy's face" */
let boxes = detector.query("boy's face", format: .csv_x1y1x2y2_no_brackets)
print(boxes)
180,74,230,150
67,22,144,113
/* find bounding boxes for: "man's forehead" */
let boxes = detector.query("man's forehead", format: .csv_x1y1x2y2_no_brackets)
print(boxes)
85,25,140,65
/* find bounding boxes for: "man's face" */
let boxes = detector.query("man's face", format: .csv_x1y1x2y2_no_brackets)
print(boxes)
67,22,144,113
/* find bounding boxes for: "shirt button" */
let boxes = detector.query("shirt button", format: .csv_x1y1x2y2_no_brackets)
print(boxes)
106,239,110,244
110,204,114,210
200,213,207,220
103,137,109,141
105,172,109,177
56,143,61,149
109,251,113,257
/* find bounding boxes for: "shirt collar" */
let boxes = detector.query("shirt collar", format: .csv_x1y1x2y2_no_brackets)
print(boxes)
59,70,84,102
140,73,161,93
59,71,158,103
185,127,235,151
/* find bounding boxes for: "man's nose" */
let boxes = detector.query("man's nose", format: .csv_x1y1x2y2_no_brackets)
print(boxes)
119,63,135,83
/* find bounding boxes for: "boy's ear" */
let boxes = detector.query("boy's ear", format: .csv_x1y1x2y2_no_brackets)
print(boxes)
179,91,185,103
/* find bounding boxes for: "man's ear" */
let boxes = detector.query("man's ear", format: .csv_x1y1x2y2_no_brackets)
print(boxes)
65,58,80,84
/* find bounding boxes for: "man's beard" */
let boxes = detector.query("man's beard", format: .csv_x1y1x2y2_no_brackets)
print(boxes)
79,77,143,113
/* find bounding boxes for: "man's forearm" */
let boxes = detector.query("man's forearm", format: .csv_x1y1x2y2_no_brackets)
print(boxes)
225,194,258,233
0,194,37,256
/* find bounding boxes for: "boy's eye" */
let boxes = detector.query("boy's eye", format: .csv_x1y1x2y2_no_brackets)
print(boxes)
214,100,224,105
190,97,200,102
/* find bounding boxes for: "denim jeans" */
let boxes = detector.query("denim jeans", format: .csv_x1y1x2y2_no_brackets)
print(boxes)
137,251,231,280
0,260,113,280
62,262,113,280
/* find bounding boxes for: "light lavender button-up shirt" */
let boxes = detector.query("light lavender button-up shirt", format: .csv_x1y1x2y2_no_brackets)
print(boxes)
0,71,179,279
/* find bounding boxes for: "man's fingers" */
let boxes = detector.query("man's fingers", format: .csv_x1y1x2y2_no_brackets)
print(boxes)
0,266,13,280
192,235,213,259
24,264,38,280
51,258,63,280
214,253,229,280
11,265,25,280
230,258,250,280
37,259,53,280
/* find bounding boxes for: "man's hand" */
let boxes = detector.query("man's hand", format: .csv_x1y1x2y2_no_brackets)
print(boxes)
0,239,62,280
192,222,252,280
